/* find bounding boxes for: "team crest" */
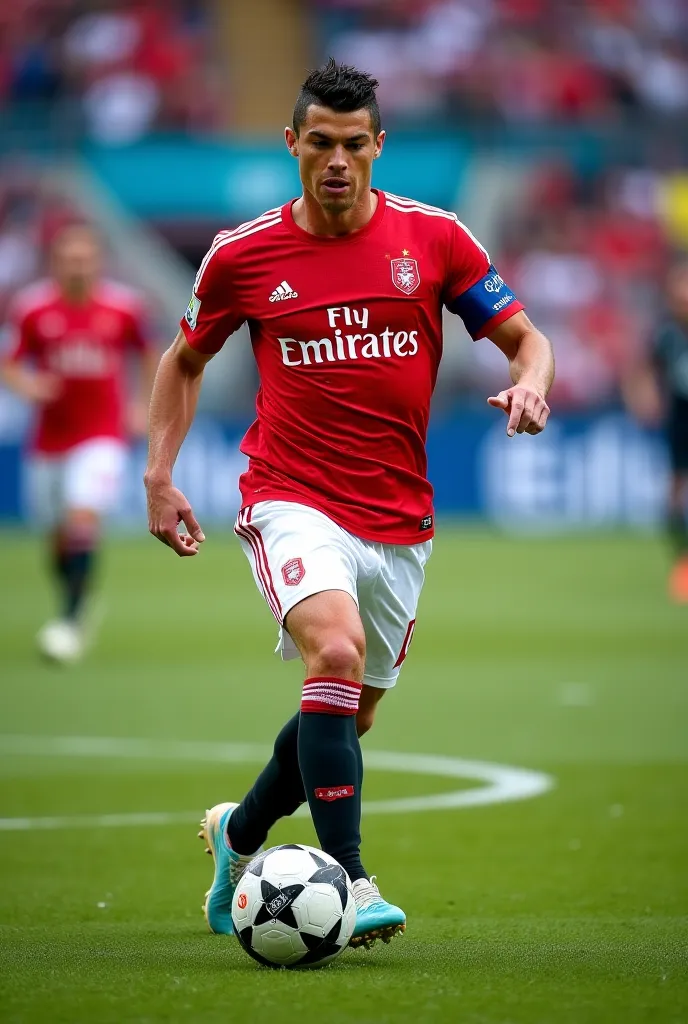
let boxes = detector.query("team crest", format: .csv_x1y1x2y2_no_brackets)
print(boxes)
391,257,420,295
282,557,305,586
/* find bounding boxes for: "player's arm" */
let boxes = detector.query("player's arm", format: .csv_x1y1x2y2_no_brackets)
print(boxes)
0,311,60,403
486,311,554,436
621,330,664,427
144,330,213,556
443,221,554,436
144,234,246,557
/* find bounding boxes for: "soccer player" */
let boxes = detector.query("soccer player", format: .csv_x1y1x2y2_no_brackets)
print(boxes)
624,260,688,602
2,222,157,662
145,60,554,948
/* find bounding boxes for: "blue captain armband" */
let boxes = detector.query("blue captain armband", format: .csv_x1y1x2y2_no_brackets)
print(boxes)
447,265,521,338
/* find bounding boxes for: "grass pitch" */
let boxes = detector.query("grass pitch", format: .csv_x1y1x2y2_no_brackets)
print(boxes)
0,528,686,1024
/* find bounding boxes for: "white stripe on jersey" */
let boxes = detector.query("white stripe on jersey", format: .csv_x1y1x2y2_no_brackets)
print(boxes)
194,209,282,288
386,193,489,259
194,214,282,291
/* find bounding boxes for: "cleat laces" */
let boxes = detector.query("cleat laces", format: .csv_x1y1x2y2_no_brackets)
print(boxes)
352,875,386,911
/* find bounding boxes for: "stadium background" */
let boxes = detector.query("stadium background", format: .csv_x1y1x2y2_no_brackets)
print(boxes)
0,3,686,1023
1,0,684,529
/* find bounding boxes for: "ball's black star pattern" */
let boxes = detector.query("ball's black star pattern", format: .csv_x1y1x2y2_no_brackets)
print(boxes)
307,863,350,912
299,919,344,965
236,925,281,970
308,850,327,868
246,851,269,877
254,879,305,929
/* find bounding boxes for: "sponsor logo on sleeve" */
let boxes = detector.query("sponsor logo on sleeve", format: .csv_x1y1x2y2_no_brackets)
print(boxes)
184,293,201,330
484,271,505,293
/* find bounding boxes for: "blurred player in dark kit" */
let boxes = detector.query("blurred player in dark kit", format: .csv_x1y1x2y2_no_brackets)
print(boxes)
2,223,157,660
626,260,688,602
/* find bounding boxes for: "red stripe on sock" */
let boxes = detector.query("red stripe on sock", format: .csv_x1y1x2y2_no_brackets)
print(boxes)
301,676,362,716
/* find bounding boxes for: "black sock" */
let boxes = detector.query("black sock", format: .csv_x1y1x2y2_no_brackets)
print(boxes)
60,548,95,620
298,677,367,883
227,712,305,855
667,508,688,556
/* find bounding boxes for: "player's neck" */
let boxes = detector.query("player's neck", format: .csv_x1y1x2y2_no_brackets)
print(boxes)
293,189,377,237
58,282,93,306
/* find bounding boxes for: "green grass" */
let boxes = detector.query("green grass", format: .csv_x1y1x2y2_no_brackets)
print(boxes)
0,528,686,1023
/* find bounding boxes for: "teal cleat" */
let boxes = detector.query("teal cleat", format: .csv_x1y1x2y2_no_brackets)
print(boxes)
349,876,406,949
198,802,262,935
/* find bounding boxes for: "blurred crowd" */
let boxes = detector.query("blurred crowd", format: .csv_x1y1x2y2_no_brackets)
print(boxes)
1,0,687,414
491,161,669,409
0,0,220,144
316,0,688,122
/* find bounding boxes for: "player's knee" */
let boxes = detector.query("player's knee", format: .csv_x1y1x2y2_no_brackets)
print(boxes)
62,509,100,549
310,635,365,682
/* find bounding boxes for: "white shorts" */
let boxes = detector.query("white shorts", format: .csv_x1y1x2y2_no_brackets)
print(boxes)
26,437,127,527
234,500,432,689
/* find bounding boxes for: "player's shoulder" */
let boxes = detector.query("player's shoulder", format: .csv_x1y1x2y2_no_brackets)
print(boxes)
10,278,60,319
384,192,460,226
203,207,285,264
97,278,147,314
384,191,485,252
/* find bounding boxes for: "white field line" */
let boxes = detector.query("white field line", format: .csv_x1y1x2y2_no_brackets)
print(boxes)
0,735,555,831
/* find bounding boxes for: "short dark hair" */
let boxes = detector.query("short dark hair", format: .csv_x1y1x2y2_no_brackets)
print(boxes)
293,58,381,137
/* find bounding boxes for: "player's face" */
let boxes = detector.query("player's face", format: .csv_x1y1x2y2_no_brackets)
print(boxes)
51,228,102,294
286,106,384,214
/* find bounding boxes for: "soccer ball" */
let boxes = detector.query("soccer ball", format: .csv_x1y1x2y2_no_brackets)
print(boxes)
231,844,356,969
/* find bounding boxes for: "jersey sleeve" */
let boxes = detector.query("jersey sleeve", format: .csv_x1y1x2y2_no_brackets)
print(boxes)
442,219,524,339
180,234,246,354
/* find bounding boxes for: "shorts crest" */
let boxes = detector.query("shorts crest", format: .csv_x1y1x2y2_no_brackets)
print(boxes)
282,557,305,586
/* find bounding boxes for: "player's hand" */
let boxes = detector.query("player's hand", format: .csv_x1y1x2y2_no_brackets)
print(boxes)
144,475,205,557
487,385,550,436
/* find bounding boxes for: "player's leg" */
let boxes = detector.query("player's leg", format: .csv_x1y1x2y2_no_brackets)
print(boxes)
345,537,432,948
282,589,369,883
668,470,688,601
201,502,365,933
226,681,383,858
37,439,126,661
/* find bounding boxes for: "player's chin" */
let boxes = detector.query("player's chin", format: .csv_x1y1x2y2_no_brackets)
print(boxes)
319,189,356,213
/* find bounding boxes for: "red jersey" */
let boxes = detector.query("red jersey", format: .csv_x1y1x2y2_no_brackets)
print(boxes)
181,190,524,544
4,279,152,454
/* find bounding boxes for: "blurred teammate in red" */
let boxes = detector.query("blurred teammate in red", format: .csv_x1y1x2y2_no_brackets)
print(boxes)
145,61,555,950
1,223,157,661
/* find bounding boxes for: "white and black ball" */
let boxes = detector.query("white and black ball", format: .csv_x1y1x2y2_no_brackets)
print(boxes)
231,844,356,968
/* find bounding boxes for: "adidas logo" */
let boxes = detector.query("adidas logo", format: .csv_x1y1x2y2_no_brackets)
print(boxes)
269,280,298,302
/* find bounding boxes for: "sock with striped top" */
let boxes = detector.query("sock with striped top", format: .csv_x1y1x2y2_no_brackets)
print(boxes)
298,676,368,883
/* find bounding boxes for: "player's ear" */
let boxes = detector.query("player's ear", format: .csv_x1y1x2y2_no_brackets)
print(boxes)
285,127,299,158
374,130,386,160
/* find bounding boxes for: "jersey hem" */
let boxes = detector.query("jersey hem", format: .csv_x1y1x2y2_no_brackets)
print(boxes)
240,490,435,546
30,431,127,456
